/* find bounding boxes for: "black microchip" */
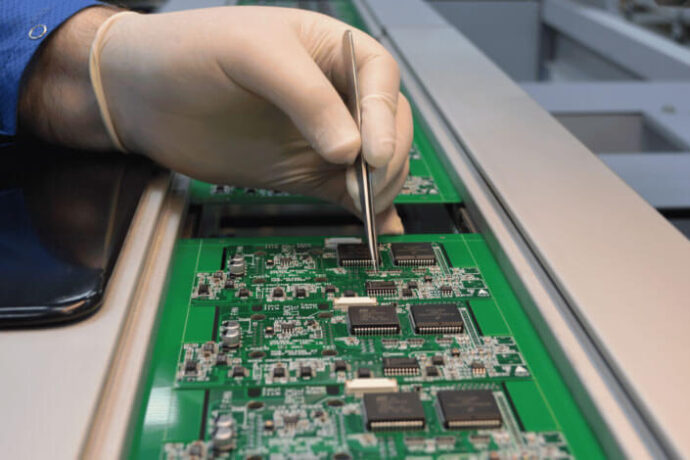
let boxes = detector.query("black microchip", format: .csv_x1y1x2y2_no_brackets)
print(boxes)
366,281,397,296
383,357,420,376
440,285,453,296
318,303,329,310
273,367,286,378
390,243,436,266
197,284,210,295
184,360,198,375
273,287,284,298
216,354,228,366
436,390,502,430
337,243,377,267
344,289,356,297
300,366,312,378
408,281,418,289
224,280,234,289
410,304,463,334
426,366,439,377
326,385,340,395
432,355,445,366
402,288,413,297
238,288,250,298
334,360,348,372
325,285,337,294
357,367,371,378
232,366,246,377
363,392,426,431
348,306,400,335
295,287,306,298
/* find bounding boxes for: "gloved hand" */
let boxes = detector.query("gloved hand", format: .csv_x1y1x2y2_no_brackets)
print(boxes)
89,7,412,233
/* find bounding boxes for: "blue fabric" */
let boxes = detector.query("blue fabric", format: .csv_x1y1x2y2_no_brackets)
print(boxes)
0,0,101,136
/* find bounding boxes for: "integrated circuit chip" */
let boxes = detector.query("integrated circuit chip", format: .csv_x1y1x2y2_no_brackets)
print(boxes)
390,243,436,266
363,392,426,431
410,304,463,334
348,306,400,335
436,390,502,430
337,243,377,267
366,281,397,296
383,357,420,376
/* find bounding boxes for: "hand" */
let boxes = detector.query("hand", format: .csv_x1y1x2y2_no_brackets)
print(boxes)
89,7,413,233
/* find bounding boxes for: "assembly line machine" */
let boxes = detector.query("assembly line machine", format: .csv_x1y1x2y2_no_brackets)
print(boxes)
1,1,689,459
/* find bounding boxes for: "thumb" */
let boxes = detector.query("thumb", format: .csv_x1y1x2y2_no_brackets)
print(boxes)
222,36,360,164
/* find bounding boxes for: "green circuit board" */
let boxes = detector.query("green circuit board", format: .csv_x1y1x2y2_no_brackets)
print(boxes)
127,235,604,459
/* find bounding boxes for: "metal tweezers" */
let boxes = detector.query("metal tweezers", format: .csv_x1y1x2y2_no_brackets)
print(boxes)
343,30,380,270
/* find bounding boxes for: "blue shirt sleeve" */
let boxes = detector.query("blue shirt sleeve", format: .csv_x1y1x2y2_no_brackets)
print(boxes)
0,0,102,137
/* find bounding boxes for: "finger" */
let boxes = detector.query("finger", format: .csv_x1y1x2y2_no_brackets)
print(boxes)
221,32,360,165
370,94,412,194
373,157,409,213
345,95,412,208
337,29,400,168
376,206,404,235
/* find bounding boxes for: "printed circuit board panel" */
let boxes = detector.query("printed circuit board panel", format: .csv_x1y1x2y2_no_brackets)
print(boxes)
128,235,604,459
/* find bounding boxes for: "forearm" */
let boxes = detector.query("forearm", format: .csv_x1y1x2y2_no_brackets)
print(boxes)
18,6,120,150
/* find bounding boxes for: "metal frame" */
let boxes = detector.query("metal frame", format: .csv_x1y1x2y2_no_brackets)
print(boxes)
359,0,690,457
0,175,171,460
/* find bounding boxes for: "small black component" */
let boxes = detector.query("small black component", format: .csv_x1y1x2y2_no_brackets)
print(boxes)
390,243,436,266
238,288,250,298
357,367,371,378
402,288,413,297
318,312,333,319
432,355,445,366
266,259,274,266
366,281,397,296
197,284,210,296
318,302,329,310
248,387,261,398
325,285,337,294
451,348,461,357
265,326,274,335
363,392,426,431
440,285,453,296
273,367,286,378
348,306,400,335
251,304,263,312
337,243,376,267
383,357,420,376
407,281,418,289
436,390,502,429
273,287,284,298
215,354,228,366
326,384,340,395
300,366,313,378
424,275,433,283
344,289,356,297
334,360,348,372
283,415,299,426
184,360,198,375
426,366,439,377
410,304,464,334
470,361,486,377
232,366,246,378
224,280,234,289
295,287,306,298
253,277,266,284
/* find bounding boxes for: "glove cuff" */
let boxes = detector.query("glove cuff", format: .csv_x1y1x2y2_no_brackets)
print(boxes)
88,11,138,153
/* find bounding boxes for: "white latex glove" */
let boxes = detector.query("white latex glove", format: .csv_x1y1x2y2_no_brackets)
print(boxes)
89,7,413,234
